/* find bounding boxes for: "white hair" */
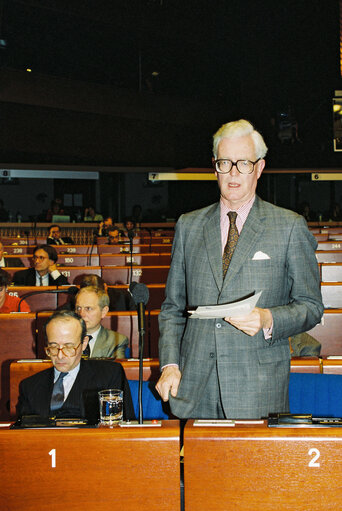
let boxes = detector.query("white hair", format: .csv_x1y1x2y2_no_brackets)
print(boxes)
213,119,268,159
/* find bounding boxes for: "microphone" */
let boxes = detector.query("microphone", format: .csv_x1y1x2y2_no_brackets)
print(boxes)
18,286,79,312
129,282,149,424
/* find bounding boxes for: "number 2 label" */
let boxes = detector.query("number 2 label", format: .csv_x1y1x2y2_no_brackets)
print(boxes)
308,447,320,467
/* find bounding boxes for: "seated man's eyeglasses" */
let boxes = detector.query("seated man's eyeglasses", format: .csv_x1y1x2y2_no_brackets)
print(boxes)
213,158,260,174
33,255,49,260
45,342,82,357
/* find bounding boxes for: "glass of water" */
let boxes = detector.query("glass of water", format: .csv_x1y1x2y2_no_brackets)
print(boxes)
98,389,123,425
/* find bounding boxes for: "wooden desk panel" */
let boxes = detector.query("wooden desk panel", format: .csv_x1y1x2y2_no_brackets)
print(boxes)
290,357,321,373
317,240,342,250
184,420,342,511
308,310,342,356
0,421,180,511
8,286,58,312
53,245,97,254
3,245,34,255
59,266,102,285
321,282,342,308
100,253,162,266
102,266,170,285
0,314,37,420
316,250,342,263
56,254,99,266
321,263,342,282
321,357,342,374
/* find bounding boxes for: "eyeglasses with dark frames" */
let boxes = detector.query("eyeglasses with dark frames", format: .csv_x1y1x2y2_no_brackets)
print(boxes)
213,158,260,174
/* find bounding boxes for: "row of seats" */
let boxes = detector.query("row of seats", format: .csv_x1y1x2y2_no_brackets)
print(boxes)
9,358,342,420
0,311,161,359
7,284,165,310
3,243,173,255
4,252,172,266
5,265,170,285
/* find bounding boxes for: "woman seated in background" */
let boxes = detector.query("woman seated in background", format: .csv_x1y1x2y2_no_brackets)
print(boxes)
120,217,137,238
0,269,30,313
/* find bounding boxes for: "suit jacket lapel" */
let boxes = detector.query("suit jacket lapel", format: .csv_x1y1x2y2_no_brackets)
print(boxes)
223,196,267,288
203,203,223,291
92,326,108,358
36,368,54,417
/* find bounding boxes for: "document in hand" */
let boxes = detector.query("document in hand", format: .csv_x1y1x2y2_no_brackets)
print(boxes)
188,291,262,319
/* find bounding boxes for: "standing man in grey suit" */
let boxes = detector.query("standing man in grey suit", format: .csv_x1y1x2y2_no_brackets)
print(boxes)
75,286,129,358
156,119,323,420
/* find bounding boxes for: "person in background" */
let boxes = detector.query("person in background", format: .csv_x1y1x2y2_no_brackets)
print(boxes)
120,217,137,238
0,269,30,312
84,206,103,222
13,245,69,286
97,217,113,237
75,286,129,358
47,225,74,245
46,199,65,222
17,310,135,422
107,226,121,245
0,240,25,267
289,332,321,357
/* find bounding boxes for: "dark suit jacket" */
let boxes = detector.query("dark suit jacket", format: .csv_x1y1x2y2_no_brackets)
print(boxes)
12,267,69,286
159,196,324,419
2,257,25,267
47,236,74,245
17,359,135,422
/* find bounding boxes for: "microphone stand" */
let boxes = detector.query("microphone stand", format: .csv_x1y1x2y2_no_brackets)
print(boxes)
127,230,134,285
87,231,97,266
129,282,149,425
137,301,146,424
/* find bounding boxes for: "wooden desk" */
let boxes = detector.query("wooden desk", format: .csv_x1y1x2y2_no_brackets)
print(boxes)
0,421,180,511
184,419,342,511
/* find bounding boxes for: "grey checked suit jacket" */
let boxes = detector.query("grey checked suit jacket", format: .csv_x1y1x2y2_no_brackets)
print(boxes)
158,196,324,419
91,325,128,359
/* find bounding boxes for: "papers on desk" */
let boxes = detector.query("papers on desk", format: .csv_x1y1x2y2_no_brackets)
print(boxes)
188,291,262,319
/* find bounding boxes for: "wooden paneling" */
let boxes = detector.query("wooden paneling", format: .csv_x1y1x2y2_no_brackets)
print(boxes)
0,422,180,511
184,420,342,511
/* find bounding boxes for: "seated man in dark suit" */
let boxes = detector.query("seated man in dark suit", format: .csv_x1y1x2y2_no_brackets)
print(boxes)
12,245,69,286
0,240,25,268
47,224,74,245
17,310,135,422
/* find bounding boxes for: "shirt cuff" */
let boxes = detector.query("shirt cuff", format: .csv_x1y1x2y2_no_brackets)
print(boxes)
50,269,61,280
161,363,179,371
263,320,273,340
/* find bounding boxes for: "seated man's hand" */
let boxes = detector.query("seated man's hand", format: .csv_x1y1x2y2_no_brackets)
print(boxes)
48,261,58,273
224,307,272,336
155,366,182,402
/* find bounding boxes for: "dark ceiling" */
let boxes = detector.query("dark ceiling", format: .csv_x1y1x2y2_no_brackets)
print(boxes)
1,0,340,104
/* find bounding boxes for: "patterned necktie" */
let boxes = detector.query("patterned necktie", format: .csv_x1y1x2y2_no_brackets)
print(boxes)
222,211,239,278
83,335,92,357
50,372,68,412
39,275,43,286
